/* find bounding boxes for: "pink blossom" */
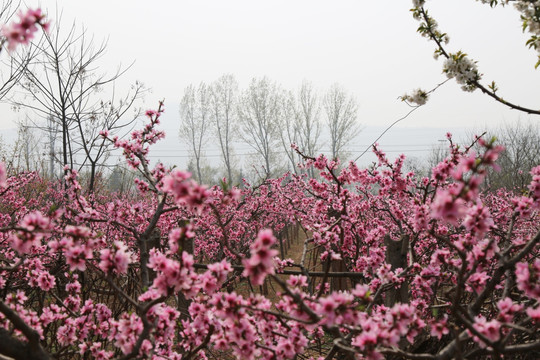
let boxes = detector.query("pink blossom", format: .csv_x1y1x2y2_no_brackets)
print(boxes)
516,260,540,298
497,297,522,322
65,244,92,271
10,211,51,254
99,241,132,275
242,229,278,286
463,203,494,237
1,8,49,51
452,151,476,180
352,330,378,349
512,196,533,217
36,271,56,291
112,313,143,354
467,271,490,293
413,204,430,232
431,189,466,225
528,165,540,207
202,259,232,294
430,316,449,339
58,319,77,346
0,162,6,186
472,315,501,344
526,306,540,321
162,169,211,213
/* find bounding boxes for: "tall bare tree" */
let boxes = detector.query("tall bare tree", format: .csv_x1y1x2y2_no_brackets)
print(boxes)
474,121,540,191
279,82,321,177
295,81,321,158
11,20,144,192
5,118,46,174
238,77,281,179
323,84,360,161
210,74,238,183
180,83,210,183
294,81,321,177
0,0,38,101
279,90,301,174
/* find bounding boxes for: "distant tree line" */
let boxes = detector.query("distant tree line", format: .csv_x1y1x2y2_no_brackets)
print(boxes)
413,121,540,193
179,75,361,184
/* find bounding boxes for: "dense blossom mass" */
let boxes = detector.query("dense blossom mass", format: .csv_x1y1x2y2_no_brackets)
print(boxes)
0,8,48,51
0,2,539,360
0,103,538,359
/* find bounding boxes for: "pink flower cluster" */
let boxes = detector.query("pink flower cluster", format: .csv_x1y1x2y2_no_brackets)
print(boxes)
0,162,6,186
1,107,540,360
1,8,49,51
9,211,52,254
243,229,279,285
162,169,211,213
99,241,132,275
529,165,540,206
516,259,540,298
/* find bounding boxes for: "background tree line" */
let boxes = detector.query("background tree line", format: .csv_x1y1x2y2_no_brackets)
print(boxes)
179,75,361,184
0,1,537,195
400,120,540,193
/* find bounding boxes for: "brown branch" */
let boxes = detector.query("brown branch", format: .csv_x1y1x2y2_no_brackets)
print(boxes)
0,301,50,360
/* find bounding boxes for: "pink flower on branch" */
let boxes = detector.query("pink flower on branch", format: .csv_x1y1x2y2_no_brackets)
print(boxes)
463,202,494,238
528,165,540,207
1,8,49,52
65,244,93,272
243,229,279,286
162,169,211,213
516,260,540,298
99,241,133,275
10,211,52,254
431,189,466,225
0,162,6,186
471,315,501,346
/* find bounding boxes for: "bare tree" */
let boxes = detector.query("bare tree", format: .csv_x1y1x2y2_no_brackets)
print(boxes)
10,20,144,192
108,162,138,195
294,81,321,177
71,83,144,192
296,81,321,157
209,74,238,183
427,140,450,169
4,118,46,174
238,77,282,179
323,84,360,161
179,83,210,183
0,1,39,101
279,90,301,174
473,121,540,191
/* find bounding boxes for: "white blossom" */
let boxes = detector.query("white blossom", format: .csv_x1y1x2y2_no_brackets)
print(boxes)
443,53,481,92
401,88,429,106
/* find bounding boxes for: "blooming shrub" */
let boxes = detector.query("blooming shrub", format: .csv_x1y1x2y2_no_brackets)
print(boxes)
0,4,539,360
0,104,538,360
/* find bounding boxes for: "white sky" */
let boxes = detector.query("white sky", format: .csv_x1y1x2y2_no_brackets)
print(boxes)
1,0,539,168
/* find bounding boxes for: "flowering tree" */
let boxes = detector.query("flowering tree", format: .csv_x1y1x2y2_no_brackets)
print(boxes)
0,99,539,359
404,0,540,114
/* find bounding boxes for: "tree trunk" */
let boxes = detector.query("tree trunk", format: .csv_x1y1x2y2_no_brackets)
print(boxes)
384,234,409,307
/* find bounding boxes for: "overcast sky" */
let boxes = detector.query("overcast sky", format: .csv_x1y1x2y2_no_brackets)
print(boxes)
1,0,539,168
